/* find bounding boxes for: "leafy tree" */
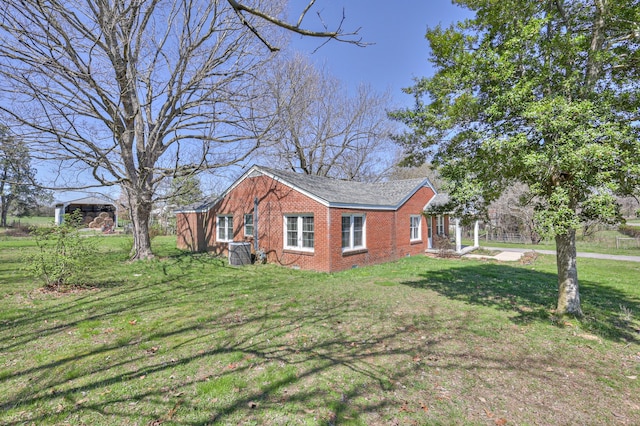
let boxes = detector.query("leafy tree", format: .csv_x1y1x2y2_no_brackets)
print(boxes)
166,175,204,208
0,0,363,260
0,126,52,227
152,174,204,233
261,53,396,181
391,0,640,316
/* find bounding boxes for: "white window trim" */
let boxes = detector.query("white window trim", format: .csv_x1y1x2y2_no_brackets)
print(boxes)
217,215,233,242
244,213,254,237
283,214,314,252
342,214,366,252
410,215,422,242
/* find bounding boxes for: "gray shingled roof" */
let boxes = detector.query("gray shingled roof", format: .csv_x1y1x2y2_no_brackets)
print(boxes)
423,193,452,212
175,165,437,212
55,196,116,207
177,195,220,213
260,166,430,208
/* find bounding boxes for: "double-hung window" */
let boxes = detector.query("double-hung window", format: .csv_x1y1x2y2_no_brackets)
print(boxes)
342,214,365,251
217,215,233,242
244,213,254,237
410,215,422,241
284,215,314,251
436,215,445,236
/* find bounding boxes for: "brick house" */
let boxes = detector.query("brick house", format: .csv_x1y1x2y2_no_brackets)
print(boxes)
175,165,451,272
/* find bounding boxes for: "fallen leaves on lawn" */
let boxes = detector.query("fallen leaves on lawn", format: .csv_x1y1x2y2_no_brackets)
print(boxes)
399,401,431,414
167,401,181,419
483,406,508,425
399,401,414,413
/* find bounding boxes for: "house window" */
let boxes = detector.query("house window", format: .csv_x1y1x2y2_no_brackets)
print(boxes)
244,213,254,237
342,214,365,251
410,215,422,241
436,215,445,236
217,215,233,242
284,215,314,251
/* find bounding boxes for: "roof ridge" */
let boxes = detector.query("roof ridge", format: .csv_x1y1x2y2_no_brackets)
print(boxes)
257,165,427,185
255,165,433,209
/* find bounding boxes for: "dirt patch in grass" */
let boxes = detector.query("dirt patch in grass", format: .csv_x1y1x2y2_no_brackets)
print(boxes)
520,251,539,265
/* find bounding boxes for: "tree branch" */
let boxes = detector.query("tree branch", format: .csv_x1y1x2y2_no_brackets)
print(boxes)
226,0,367,50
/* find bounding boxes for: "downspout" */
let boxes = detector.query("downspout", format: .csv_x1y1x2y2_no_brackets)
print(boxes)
253,197,259,253
327,207,331,272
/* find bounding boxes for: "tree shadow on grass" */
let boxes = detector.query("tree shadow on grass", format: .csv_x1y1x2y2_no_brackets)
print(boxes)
0,294,426,425
2,254,639,425
401,260,640,343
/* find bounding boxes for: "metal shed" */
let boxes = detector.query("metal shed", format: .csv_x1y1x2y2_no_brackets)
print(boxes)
54,196,118,228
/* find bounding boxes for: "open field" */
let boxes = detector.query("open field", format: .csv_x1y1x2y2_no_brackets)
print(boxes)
464,228,640,256
2,216,55,228
1,235,639,425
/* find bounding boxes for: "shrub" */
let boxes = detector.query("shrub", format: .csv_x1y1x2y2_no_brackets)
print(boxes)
433,234,456,258
25,210,98,289
618,224,640,239
3,224,31,237
149,224,165,239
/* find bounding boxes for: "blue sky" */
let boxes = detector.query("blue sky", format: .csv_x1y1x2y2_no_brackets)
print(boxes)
54,1,473,202
285,1,472,107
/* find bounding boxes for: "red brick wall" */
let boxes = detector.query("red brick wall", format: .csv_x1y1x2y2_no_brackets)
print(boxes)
327,186,435,271
397,186,435,255
177,174,333,271
176,174,439,272
176,211,207,252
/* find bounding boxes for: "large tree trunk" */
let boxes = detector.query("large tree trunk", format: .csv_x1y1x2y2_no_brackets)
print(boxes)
0,192,13,228
128,192,154,261
555,229,582,316
0,198,7,227
0,174,7,227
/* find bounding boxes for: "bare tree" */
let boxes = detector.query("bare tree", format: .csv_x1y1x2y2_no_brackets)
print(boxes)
0,0,363,259
488,184,541,244
260,53,396,182
388,162,444,190
618,196,640,219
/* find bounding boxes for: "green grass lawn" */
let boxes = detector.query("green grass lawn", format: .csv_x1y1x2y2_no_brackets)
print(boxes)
3,216,55,228
1,235,639,425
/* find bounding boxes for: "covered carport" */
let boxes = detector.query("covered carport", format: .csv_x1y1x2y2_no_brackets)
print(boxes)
54,196,118,228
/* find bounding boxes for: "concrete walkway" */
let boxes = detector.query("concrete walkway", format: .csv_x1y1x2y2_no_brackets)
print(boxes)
472,246,640,263
465,250,525,262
